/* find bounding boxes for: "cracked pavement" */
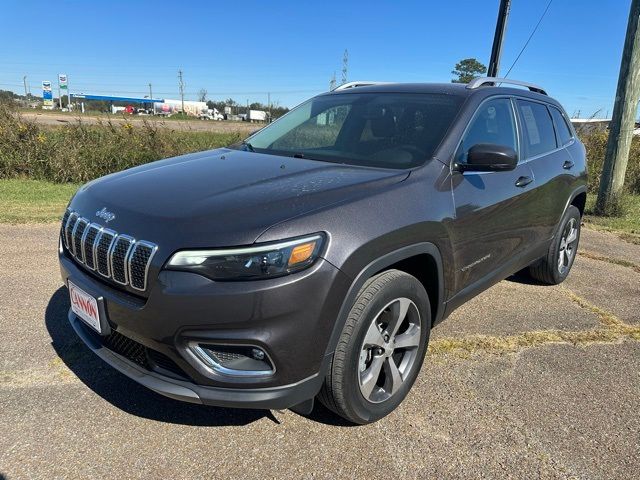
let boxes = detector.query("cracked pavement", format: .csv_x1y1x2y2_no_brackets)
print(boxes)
0,224,638,479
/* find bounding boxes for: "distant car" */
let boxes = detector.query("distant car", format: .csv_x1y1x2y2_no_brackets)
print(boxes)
59,77,587,424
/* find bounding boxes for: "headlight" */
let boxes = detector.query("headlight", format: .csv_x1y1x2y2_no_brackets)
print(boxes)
166,234,324,280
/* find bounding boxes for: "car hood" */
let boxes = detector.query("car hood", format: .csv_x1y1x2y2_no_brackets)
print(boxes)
70,148,409,249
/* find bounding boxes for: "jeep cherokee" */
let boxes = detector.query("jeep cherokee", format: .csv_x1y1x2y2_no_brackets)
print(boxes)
59,77,587,424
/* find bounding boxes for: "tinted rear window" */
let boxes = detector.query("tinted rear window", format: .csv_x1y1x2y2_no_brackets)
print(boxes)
549,106,573,146
516,100,557,158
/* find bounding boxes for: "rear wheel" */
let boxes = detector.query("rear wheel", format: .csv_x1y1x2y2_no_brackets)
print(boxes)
529,205,581,285
318,270,430,424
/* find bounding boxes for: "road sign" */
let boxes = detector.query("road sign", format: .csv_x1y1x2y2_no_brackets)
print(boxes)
42,81,53,107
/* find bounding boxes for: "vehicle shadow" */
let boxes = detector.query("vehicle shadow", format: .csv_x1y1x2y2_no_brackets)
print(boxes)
46,287,272,427
506,270,548,286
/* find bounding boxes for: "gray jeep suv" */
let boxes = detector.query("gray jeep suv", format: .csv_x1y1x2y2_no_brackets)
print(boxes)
59,78,587,424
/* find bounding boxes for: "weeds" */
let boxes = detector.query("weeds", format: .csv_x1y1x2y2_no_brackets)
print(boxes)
0,105,242,183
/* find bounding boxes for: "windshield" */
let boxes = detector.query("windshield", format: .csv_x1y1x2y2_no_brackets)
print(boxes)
236,93,463,169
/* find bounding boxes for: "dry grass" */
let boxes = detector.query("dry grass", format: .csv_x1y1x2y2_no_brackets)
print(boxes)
428,288,640,358
578,250,640,274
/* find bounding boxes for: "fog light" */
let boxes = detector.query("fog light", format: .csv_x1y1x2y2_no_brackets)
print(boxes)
186,343,275,378
251,348,265,360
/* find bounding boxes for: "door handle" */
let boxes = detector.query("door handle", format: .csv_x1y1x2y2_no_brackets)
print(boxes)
563,160,575,169
515,176,533,188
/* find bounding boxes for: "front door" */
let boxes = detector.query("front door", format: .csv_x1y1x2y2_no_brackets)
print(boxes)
448,97,537,294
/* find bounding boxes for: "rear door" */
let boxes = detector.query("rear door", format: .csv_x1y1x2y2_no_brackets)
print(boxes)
514,99,572,244
449,97,537,293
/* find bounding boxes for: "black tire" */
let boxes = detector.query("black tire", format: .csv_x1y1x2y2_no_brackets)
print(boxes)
529,205,581,285
318,269,431,424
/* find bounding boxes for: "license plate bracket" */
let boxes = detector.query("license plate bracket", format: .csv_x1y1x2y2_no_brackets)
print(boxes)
68,281,106,334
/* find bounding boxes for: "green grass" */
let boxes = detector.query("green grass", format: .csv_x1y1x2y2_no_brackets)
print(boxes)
584,193,640,244
0,179,79,223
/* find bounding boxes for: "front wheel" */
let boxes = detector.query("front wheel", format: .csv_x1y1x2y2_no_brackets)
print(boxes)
318,270,430,424
529,205,581,285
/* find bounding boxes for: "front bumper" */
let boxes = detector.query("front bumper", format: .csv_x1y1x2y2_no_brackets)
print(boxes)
59,250,351,409
68,311,325,409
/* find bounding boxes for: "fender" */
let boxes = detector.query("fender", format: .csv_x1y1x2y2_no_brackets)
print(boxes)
553,185,587,239
323,242,445,359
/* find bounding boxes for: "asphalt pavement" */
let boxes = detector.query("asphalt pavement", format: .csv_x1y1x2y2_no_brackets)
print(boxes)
1,224,638,479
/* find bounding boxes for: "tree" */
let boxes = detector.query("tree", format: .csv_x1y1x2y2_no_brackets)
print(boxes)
198,88,208,102
451,58,487,83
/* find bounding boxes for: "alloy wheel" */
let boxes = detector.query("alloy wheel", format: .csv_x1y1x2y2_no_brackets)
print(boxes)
558,217,578,274
358,297,422,403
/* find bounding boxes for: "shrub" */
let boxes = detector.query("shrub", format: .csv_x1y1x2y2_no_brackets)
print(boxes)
580,129,640,194
0,105,242,183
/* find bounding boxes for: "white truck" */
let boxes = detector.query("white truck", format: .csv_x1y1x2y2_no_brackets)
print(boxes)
198,108,224,121
248,110,268,122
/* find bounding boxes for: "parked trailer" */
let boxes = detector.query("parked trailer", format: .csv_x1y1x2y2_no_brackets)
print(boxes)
248,110,268,122
153,99,208,116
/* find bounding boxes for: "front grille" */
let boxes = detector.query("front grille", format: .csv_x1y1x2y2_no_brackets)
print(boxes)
72,218,88,260
62,209,157,292
110,236,134,284
96,230,116,277
129,242,155,290
82,224,101,270
100,330,188,379
103,330,148,369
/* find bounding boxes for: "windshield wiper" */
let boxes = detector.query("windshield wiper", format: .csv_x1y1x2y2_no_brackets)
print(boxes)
241,141,255,152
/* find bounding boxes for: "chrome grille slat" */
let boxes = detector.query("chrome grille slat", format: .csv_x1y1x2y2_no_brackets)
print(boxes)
96,229,117,278
61,211,157,292
110,235,135,285
72,219,89,262
128,241,158,291
64,212,79,250
82,224,102,270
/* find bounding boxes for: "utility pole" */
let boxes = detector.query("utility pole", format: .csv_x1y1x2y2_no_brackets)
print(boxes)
148,83,153,112
596,0,640,215
178,70,185,113
341,49,349,85
488,0,511,77
23,75,28,98
267,92,271,122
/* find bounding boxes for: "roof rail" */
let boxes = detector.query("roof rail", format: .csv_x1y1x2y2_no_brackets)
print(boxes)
332,81,387,91
466,77,547,96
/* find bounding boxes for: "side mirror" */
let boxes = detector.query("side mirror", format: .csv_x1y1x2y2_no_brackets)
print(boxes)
459,143,518,172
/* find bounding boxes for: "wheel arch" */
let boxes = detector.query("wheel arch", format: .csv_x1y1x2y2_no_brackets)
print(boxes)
324,243,445,359
571,190,587,217
553,185,587,238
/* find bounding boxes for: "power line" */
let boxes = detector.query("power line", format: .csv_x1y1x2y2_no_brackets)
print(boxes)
503,0,554,78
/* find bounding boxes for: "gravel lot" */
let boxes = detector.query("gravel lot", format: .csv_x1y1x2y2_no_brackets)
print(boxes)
1,224,638,479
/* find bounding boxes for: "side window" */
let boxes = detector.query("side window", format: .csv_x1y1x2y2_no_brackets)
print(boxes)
516,100,557,158
549,106,573,146
457,98,517,163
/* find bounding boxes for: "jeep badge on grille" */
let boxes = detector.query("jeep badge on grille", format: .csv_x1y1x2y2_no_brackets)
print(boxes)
96,207,116,223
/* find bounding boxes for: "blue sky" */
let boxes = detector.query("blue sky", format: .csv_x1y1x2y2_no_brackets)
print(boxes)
0,0,630,117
